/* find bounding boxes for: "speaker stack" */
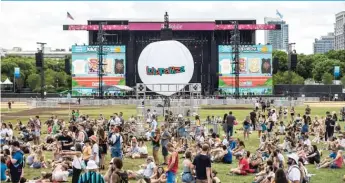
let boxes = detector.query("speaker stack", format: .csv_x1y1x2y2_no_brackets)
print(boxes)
288,53,298,71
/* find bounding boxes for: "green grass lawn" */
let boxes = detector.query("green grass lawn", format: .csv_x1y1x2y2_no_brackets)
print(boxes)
1,105,345,183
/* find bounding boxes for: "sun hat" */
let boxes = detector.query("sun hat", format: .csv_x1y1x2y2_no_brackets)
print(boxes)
287,153,299,164
89,135,97,142
86,160,99,170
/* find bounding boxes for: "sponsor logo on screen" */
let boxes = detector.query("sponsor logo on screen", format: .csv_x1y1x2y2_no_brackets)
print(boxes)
146,66,185,76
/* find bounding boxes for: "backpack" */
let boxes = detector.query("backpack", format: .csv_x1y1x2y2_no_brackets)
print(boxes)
116,171,128,183
82,131,89,142
288,165,309,183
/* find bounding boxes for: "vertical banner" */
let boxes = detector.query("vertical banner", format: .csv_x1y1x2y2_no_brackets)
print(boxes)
14,67,20,78
334,66,340,78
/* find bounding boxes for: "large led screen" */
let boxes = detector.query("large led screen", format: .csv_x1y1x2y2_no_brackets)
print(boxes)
71,45,126,96
218,45,273,95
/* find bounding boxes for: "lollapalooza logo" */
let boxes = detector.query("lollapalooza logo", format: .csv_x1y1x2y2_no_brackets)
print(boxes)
146,66,185,76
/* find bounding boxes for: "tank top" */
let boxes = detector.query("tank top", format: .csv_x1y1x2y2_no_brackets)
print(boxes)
335,156,343,168
168,152,179,173
183,162,191,173
152,136,160,147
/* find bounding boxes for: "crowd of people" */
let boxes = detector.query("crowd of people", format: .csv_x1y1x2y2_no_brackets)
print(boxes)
0,101,345,183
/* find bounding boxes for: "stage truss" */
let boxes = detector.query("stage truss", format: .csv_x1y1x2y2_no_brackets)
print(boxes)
135,83,202,122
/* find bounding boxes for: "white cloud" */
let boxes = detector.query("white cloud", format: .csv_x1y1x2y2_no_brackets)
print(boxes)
0,1,344,54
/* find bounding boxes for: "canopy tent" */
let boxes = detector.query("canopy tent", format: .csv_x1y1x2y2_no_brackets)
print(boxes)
113,85,133,91
2,78,13,85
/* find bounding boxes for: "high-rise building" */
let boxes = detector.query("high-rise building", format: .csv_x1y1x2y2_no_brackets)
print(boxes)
334,11,345,50
313,33,335,54
264,17,289,52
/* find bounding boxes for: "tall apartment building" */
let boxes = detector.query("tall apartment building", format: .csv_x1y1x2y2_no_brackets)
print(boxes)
264,17,289,52
334,11,345,50
313,33,335,54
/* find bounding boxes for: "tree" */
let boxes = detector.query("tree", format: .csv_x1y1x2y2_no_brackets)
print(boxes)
322,72,333,85
312,59,344,81
27,74,41,91
325,50,345,62
273,71,304,85
296,54,314,79
341,76,345,87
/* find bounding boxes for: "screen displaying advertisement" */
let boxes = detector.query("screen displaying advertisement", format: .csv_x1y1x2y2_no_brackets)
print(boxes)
71,45,126,96
218,45,273,95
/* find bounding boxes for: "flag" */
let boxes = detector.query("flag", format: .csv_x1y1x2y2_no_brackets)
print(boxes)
276,9,283,19
67,12,74,20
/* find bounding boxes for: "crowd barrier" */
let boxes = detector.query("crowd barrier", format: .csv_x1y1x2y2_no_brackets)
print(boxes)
24,98,306,108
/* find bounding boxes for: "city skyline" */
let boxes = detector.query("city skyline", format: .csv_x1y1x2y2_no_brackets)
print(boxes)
0,2,344,54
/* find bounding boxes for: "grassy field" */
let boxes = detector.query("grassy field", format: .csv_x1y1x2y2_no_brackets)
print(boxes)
1,104,345,183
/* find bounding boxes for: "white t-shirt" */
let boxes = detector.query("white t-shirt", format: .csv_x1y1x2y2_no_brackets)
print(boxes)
271,113,277,122
145,132,151,141
279,125,286,134
52,171,69,181
72,156,83,169
303,139,311,146
278,153,285,163
139,146,148,155
115,117,121,125
143,162,156,178
0,129,8,139
110,133,123,146
219,59,231,74
6,129,13,141
339,139,345,147
91,144,100,164
151,120,157,132
222,139,229,146
287,166,301,182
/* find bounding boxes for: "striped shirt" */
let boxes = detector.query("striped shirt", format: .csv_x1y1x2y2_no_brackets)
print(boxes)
78,171,105,183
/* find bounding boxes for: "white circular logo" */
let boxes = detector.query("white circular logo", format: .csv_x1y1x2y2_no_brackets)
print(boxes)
138,40,194,96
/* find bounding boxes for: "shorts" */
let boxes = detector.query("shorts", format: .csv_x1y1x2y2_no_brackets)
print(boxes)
111,147,122,159
182,172,194,182
34,131,40,137
244,125,250,132
330,163,340,169
166,171,176,183
162,146,168,157
100,144,107,155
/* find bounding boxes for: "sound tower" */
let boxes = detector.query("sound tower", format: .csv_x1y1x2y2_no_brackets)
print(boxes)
127,32,135,86
273,57,279,74
288,53,298,70
210,40,218,94
160,12,173,41
64,57,71,74
35,51,43,67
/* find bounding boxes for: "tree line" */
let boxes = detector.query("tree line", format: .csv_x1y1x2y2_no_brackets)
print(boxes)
1,55,70,93
1,50,345,93
272,50,345,86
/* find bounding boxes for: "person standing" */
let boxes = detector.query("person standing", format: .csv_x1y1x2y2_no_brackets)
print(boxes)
33,115,41,145
226,111,236,139
8,141,24,183
89,135,100,166
161,124,171,165
250,110,257,131
78,160,105,183
325,114,333,141
151,128,161,165
166,143,179,183
8,101,11,111
192,144,212,183
109,125,123,159
243,116,251,140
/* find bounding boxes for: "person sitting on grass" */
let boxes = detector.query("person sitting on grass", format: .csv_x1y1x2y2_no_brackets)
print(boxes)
229,154,249,175
150,166,167,183
127,156,156,182
318,150,344,169
132,139,148,159
232,140,245,156
31,148,46,169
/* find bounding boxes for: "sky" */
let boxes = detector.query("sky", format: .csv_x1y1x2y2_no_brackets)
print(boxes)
0,1,344,55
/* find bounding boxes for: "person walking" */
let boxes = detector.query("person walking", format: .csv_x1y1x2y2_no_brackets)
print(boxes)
166,142,179,183
226,111,236,139
250,110,257,131
161,124,171,165
192,144,212,183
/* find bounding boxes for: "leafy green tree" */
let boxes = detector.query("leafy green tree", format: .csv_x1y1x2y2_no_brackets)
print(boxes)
273,71,304,85
312,59,344,81
296,54,314,79
27,74,41,91
326,50,345,62
322,72,333,85
341,76,345,87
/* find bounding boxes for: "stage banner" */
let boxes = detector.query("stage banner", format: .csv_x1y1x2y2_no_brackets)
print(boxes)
14,67,20,78
71,45,126,96
334,66,340,78
218,45,273,95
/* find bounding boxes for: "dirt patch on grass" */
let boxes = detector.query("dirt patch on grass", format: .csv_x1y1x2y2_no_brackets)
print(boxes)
1,108,68,120
202,106,253,110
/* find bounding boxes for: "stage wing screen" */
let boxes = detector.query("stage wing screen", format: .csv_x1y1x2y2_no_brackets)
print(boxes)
218,45,273,95
71,45,126,96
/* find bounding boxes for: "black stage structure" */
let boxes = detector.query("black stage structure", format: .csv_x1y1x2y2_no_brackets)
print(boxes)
63,15,281,95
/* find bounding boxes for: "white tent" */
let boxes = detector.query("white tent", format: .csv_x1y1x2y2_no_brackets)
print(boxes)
2,78,12,85
113,85,133,91
0,81,2,84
